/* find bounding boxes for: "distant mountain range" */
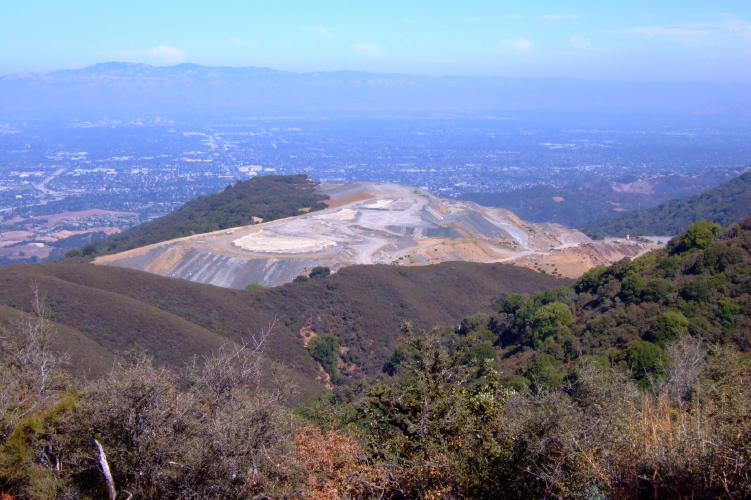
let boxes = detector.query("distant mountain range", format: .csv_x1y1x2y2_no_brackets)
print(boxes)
2,62,751,116
581,171,751,237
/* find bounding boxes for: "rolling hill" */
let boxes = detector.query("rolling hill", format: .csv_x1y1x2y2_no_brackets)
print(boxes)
461,168,747,227
581,171,751,237
94,181,660,287
71,174,329,258
0,259,568,399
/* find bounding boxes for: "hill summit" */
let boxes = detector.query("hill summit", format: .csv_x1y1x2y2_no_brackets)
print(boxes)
95,182,661,287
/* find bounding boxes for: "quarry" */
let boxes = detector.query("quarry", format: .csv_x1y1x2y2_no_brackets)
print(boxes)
94,182,662,288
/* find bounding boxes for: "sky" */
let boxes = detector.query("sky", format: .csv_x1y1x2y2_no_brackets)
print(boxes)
1,0,751,83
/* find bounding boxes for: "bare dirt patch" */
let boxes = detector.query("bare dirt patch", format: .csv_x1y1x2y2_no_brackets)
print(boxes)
314,209,358,221
48,227,122,239
324,191,377,209
511,240,661,279
0,243,53,260
402,240,514,265
1,216,26,226
0,231,35,242
300,325,317,346
144,246,189,275
37,209,137,225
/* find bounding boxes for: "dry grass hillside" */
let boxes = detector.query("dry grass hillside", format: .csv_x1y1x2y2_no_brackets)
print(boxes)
0,260,568,400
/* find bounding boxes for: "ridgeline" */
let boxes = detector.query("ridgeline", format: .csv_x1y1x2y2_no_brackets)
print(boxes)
581,171,751,237
452,218,751,390
69,174,329,257
460,168,744,227
0,260,566,394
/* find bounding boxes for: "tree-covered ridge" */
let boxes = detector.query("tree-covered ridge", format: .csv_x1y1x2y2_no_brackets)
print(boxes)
460,169,745,227
438,219,751,394
581,171,751,237
70,174,329,257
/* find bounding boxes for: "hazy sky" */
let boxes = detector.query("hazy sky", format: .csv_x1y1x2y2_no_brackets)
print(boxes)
2,0,751,82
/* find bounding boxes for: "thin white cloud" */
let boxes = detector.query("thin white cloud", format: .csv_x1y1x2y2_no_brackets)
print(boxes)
540,15,578,20
606,17,751,40
615,24,719,40
103,45,187,65
354,43,383,57
570,36,591,49
725,20,751,36
603,19,751,48
465,17,481,23
311,27,336,39
508,15,524,20
502,39,532,52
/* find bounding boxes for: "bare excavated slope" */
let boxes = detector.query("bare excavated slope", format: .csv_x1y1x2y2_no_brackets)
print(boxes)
96,182,661,287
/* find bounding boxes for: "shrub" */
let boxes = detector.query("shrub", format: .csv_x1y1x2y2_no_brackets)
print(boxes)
673,221,720,254
309,266,331,280
457,313,491,335
65,345,298,499
627,341,666,387
525,352,565,388
647,311,689,346
532,302,573,348
307,334,340,380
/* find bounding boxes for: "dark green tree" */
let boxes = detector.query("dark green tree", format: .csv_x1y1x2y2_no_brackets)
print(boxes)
674,221,719,253
309,266,331,280
308,334,340,380
532,302,573,348
647,311,689,346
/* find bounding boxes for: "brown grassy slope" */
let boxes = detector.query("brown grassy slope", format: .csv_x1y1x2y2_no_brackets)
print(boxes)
0,303,116,378
0,261,568,395
0,264,282,371
252,262,571,377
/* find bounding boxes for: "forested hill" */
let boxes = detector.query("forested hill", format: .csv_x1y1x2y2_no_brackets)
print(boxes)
70,174,329,257
460,169,743,227
580,171,751,237
327,218,751,498
449,218,751,394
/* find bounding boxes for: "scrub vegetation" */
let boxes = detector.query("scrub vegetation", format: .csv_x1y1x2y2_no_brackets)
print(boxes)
2,218,751,498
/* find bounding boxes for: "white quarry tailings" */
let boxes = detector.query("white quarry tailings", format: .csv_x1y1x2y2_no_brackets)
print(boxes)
233,231,336,254
95,182,663,288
